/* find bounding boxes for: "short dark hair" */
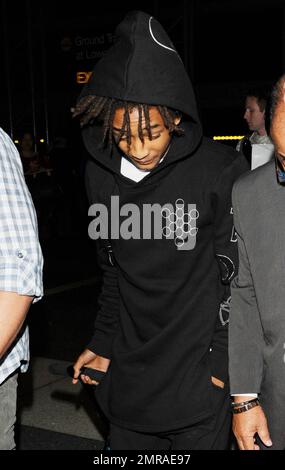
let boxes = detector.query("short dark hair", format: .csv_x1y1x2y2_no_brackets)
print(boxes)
73,95,183,149
245,88,269,112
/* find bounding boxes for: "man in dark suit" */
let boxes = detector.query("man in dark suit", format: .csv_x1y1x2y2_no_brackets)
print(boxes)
229,75,285,450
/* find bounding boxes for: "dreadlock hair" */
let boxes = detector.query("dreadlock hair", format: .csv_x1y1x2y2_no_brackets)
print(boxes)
72,95,184,150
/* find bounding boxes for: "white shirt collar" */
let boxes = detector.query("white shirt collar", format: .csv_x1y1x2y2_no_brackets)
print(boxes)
120,145,170,182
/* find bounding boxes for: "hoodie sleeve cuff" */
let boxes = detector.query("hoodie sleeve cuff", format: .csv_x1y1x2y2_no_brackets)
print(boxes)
87,330,113,359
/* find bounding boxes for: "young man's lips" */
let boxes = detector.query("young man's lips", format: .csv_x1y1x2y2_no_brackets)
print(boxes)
133,158,153,165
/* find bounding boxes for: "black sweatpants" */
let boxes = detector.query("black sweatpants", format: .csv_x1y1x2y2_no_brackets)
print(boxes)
109,384,232,450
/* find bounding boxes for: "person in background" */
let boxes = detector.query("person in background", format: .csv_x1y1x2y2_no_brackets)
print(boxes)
0,128,43,450
18,132,40,175
237,89,274,170
48,136,75,238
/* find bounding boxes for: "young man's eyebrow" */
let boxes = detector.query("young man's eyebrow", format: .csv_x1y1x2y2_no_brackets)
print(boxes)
112,124,162,132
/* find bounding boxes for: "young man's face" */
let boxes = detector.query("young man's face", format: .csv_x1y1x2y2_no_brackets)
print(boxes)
112,106,180,171
243,96,265,133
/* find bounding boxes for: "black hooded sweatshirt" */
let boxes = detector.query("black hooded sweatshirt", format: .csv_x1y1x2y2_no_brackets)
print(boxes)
81,11,248,432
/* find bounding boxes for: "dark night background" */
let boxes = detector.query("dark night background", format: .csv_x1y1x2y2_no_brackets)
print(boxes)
1,0,284,143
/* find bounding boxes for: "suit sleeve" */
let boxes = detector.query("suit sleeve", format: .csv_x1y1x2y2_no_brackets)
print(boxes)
85,160,120,359
210,155,247,382
229,181,264,393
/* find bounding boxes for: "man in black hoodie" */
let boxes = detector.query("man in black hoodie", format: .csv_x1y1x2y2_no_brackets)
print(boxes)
72,11,247,450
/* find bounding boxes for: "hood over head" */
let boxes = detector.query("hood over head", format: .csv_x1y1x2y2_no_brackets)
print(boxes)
79,10,202,174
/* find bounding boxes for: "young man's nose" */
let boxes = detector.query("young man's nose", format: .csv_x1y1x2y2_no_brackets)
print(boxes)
130,139,149,159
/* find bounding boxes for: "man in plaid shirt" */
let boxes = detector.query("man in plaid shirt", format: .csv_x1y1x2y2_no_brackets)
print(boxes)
0,128,43,449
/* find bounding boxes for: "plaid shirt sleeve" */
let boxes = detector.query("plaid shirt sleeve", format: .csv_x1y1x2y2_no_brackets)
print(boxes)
0,128,43,301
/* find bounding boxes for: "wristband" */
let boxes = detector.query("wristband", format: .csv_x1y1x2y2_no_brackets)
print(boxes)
232,399,260,414
231,397,258,408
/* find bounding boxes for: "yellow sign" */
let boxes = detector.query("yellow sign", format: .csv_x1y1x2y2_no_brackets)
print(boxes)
76,72,92,84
